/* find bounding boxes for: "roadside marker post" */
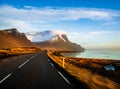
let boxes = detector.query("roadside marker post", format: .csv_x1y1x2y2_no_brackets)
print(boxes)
63,58,65,68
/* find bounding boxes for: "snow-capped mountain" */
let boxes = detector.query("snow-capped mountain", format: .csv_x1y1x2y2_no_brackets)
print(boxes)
26,30,65,42
26,30,84,51
0,28,84,51
50,34,69,42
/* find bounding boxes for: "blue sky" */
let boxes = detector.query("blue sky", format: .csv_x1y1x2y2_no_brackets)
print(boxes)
0,0,120,49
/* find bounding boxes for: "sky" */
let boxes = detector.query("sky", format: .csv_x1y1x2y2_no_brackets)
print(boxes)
0,0,120,49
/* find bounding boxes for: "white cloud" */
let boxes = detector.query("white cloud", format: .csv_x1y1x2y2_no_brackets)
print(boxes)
0,6,119,22
0,5,119,49
89,31,112,35
68,31,120,39
25,30,66,42
67,31,120,49
0,5,119,32
101,21,117,26
90,31,120,35
0,18,38,32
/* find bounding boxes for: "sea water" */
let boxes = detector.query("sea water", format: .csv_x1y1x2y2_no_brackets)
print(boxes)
61,49,120,60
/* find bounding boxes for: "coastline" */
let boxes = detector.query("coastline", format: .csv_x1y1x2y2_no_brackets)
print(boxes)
61,49,120,60
47,51,120,89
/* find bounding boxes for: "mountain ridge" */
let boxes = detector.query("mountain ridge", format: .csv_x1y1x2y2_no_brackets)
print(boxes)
0,28,84,52
0,28,36,49
26,30,64,42
28,30,84,51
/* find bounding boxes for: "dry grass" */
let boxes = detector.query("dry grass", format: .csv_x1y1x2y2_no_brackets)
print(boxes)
0,47,41,59
47,52,120,89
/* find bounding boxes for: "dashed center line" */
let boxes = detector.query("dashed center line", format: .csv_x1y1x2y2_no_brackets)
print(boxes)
2,59,9,61
18,59,30,68
58,71,71,85
0,54,38,84
30,56,35,59
30,56,34,59
30,54,38,59
0,73,12,84
18,54,37,68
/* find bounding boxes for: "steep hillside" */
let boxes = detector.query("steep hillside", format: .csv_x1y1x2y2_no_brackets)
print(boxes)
0,28,36,49
27,31,84,51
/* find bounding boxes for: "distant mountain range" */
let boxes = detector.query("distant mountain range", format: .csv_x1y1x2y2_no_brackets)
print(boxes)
26,30,84,51
0,28,84,51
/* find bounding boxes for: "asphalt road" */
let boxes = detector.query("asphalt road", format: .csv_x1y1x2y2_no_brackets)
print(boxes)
0,52,88,89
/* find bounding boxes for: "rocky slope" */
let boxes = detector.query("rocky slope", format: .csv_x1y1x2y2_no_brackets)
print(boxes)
0,28,36,49
26,31,84,51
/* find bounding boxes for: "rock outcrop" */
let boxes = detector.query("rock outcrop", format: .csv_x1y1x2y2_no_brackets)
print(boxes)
34,33,84,51
0,28,36,49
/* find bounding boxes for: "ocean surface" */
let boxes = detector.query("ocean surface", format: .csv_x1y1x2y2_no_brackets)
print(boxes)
61,50,120,60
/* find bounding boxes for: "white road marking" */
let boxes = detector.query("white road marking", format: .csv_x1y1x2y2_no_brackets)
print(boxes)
30,54,38,59
2,59,9,62
30,56,34,59
50,63,54,67
18,59,30,68
30,56,35,59
58,71,71,84
0,73,12,84
19,54,38,68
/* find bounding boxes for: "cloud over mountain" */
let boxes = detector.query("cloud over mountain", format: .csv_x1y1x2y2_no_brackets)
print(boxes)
26,30,84,51
26,30,65,42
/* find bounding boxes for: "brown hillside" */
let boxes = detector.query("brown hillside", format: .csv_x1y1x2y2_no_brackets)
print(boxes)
35,34,84,51
0,28,36,49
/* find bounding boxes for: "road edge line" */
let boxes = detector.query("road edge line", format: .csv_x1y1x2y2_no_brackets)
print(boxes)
58,71,71,85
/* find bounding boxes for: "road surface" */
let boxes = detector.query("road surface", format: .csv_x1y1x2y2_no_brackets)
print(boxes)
0,52,88,89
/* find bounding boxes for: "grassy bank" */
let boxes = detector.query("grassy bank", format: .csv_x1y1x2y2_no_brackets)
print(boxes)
0,47,41,59
47,51,120,89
